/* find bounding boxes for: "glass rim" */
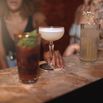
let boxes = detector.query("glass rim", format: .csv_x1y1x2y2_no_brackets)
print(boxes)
39,26,64,32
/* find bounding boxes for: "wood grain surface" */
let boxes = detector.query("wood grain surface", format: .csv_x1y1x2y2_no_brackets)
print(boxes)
0,53,103,103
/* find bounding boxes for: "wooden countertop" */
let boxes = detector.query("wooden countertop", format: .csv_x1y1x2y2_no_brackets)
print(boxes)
0,53,103,103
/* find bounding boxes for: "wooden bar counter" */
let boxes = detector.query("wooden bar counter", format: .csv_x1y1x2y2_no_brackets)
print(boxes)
0,53,103,103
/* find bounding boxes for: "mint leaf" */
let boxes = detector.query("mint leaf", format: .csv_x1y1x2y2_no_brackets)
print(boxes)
17,30,38,48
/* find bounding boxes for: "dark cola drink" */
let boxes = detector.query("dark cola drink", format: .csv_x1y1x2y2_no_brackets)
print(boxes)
16,30,40,84
16,46,40,84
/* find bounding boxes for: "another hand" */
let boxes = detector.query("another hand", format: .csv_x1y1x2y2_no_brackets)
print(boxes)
44,50,64,68
63,43,80,57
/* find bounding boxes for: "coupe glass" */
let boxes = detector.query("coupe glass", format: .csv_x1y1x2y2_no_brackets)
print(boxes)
39,26,64,70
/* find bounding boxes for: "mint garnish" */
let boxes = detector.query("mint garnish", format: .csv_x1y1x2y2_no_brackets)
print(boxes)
17,30,38,48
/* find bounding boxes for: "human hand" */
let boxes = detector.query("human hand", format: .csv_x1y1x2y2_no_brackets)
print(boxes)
44,50,64,69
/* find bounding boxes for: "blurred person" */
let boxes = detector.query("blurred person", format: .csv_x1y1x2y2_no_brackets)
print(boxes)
69,0,96,44
95,0,103,29
0,0,63,69
63,0,99,57
0,0,4,16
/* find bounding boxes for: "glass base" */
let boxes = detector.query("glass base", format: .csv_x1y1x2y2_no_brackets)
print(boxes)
20,79,37,84
39,63,54,70
80,57,97,62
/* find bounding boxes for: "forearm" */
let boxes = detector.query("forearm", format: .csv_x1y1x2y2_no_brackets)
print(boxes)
63,43,80,57
0,55,8,69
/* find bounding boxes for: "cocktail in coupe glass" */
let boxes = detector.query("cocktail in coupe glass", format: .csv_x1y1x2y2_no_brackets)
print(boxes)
39,26,64,70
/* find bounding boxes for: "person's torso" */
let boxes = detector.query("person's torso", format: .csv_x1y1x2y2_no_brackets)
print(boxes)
1,16,34,56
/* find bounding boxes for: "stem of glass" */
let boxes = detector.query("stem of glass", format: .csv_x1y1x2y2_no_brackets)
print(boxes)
49,41,54,66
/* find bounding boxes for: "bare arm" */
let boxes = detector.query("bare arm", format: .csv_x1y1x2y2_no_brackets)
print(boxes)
33,12,49,49
74,5,83,24
32,12,49,54
0,19,8,69
33,12,47,28
63,43,80,57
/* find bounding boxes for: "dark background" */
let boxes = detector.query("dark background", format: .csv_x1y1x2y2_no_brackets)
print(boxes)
0,0,83,54
46,78,103,103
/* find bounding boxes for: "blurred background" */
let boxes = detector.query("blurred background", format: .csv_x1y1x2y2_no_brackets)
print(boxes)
0,0,83,54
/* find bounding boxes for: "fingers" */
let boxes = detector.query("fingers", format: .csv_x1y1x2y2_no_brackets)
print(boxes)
52,51,64,68
43,51,51,63
44,51,64,68
58,51,64,68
